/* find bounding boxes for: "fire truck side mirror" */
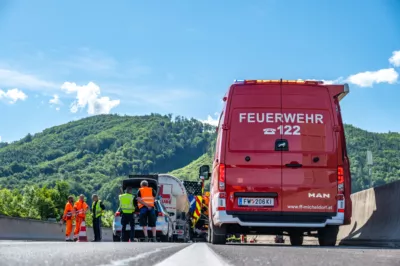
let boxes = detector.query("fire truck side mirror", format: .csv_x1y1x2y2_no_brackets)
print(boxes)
199,165,210,180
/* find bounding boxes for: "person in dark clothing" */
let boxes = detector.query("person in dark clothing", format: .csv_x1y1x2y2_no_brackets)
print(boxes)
119,186,137,242
91,194,106,242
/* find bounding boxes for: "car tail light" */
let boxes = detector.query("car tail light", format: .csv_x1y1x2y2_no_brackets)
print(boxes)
217,192,226,211
158,212,164,217
336,194,345,213
337,166,345,214
337,166,344,193
218,163,226,191
115,212,120,217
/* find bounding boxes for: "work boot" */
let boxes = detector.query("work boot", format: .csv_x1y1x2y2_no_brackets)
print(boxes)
144,236,149,242
152,237,157,242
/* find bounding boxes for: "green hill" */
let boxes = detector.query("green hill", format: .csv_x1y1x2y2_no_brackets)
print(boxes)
344,125,400,192
0,114,399,221
0,114,215,211
169,152,213,181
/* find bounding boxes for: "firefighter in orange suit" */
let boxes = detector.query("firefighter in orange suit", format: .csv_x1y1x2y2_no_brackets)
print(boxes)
61,196,75,241
73,194,89,241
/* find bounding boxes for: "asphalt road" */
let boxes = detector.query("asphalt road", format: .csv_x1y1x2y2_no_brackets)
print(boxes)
0,241,399,266
210,243,400,266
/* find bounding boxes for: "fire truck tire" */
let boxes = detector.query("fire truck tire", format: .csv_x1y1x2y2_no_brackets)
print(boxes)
209,219,226,245
289,233,304,246
318,226,339,246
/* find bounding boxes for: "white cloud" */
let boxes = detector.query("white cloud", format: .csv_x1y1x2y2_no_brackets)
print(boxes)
0,88,28,103
49,94,62,111
49,94,61,105
0,68,56,91
61,81,120,115
322,77,345,85
307,50,400,88
389,50,400,67
0,136,2,142
346,68,398,87
201,113,219,126
305,78,344,85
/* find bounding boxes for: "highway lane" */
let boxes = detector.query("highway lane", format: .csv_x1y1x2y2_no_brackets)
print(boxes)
0,242,399,266
209,243,400,266
0,242,190,266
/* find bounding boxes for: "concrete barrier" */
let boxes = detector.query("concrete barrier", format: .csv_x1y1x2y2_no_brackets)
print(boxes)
337,180,400,248
0,215,114,241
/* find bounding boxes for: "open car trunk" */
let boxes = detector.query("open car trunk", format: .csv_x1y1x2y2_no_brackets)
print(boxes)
123,175,159,193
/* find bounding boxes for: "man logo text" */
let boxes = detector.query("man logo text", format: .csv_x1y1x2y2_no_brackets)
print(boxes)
308,193,330,199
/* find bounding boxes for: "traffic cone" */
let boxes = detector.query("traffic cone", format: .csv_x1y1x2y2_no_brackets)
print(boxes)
77,220,88,242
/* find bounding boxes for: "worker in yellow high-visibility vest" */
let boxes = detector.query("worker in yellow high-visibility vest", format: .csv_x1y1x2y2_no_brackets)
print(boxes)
91,194,105,242
119,186,136,242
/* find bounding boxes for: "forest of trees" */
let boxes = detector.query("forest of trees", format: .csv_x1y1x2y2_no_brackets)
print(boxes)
0,114,399,225
0,180,114,227
0,114,215,216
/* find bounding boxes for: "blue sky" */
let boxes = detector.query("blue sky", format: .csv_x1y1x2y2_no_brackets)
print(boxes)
0,0,399,142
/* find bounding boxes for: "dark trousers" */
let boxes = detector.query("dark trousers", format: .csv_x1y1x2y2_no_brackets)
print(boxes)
121,213,135,242
93,217,102,241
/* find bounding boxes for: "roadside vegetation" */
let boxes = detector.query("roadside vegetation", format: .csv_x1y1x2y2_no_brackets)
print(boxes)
0,180,114,227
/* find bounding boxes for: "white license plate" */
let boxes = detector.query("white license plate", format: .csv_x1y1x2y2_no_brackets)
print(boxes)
238,197,274,206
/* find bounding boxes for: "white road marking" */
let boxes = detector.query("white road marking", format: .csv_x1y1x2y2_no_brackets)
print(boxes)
99,245,180,266
155,243,231,266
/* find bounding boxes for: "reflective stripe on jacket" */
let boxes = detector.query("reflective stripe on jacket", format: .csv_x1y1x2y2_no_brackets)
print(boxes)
92,200,104,218
138,187,155,209
74,200,89,218
63,202,74,220
119,194,135,214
